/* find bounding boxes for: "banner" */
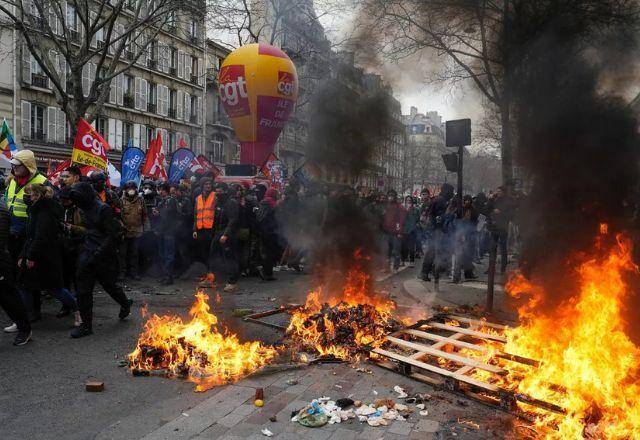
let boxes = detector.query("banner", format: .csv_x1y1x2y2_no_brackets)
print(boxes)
189,154,220,177
141,132,167,180
260,153,286,189
121,144,145,187
168,148,196,183
47,159,71,186
0,119,18,161
72,118,109,170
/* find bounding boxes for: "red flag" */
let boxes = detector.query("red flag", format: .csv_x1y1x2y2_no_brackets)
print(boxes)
142,132,168,180
178,137,188,148
47,159,72,186
189,154,219,177
72,118,109,170
260,153,278,178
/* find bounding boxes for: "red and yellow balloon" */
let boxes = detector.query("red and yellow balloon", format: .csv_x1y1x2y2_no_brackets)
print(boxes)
218,43,299,166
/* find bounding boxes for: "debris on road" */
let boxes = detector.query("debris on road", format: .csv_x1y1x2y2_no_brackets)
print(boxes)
85,381,105,392
255,399,264,407
269,415,277,422
393,385,408,398
261,428,274,437
285,378,299,386
232,308,255,317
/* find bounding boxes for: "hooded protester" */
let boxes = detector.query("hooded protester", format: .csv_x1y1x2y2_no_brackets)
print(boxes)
120,180,149,280
69,182,132,338
452,195,479,283
0,198,31,346
4,150,50,264
402,196,420,267
90,171,123,219
211,182,240,292
156,182,178,285
256,187,280,280
383,189,406,272
17,184,81,327
60,186,86,291
420,183,455,284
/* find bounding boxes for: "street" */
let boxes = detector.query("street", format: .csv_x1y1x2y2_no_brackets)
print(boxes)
0,261,518,440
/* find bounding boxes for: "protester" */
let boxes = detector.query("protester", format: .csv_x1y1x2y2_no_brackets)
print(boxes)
156,182,178,285
17,183,81,327
60,165,82,188
121,180,149,280
420,183,454,283
193,178,216,271
402,196,420,267
0,198,31,345
60,187,85,291
486,186,513,274
452,195,479,283
382,189,406,272
174,184,194,273
211,183,240,292
69,182,132,338
256,187,280,281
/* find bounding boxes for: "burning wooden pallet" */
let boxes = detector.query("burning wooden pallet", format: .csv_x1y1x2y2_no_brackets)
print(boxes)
369,314,565,417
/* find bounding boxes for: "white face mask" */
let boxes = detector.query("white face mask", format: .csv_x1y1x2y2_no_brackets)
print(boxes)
127,189,137,197
143,188,152,195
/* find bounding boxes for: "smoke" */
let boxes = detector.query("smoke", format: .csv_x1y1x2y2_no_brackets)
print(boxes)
512,3,640,328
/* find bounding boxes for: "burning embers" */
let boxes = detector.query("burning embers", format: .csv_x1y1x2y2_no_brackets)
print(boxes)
287,253,403,361
128,291,277,392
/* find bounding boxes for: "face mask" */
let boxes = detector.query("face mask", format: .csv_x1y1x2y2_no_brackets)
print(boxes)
127,189,137,197
23,194,33,206
143,188,152,195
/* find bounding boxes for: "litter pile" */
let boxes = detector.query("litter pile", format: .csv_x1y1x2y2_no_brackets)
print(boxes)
291,386,431,429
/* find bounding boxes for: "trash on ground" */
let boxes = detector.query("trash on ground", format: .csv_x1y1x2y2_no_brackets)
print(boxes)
286,379,299,386
261,428,274,437
393,385,408,398
85,381,105,392
232,308,255,317
269,415,277,422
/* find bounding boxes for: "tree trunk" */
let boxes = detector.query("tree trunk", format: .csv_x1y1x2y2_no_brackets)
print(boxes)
500,100,513,186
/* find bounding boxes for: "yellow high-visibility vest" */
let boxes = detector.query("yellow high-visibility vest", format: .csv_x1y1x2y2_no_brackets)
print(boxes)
5,173,47,218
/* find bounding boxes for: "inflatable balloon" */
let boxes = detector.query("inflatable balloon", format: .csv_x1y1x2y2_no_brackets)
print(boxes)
218,43,299,166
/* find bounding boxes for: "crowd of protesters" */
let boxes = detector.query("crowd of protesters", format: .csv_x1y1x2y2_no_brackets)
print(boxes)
0,149,518,347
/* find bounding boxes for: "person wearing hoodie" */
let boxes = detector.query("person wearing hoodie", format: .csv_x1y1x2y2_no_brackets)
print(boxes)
17,184,81,327
211,182,240,292
256,187,280,281
69,182,132,338
402,196,420,267
383,190,406,272
4,150,50,265
419,183,455,283
120,181,149,280
0,198,31,345
155,182,179,285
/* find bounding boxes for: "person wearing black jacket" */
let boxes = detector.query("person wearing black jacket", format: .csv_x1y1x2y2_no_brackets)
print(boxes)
69,182,132,338
17,184,81,327
156,183,179,285
0,199,31,346
256,188,280,281
419,183,454,284
211,183,240,292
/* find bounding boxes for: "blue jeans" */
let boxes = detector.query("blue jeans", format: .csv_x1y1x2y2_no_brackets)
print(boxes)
159,235,176,279
20,287,78,320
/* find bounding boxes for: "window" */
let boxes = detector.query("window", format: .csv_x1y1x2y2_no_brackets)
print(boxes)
190,95,197,120
148,82,157,112
66,4,77,32
146,126,155,147
167,131,176,153
124,74,134,95
191,57,198,81
96,117,107,137
170,47,177,69
149,41,157,62
168,11,177,29
189,19,199,40
211,135,224,163
123,122,133,146
31,104,45,140
169,89,177,116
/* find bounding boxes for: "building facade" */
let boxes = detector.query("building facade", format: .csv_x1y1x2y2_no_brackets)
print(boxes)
3,1,207,169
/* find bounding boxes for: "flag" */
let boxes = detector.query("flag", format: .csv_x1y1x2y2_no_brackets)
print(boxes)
168,148,196,183
0,119,18,160
260,153,278,179
47,159,72,186
72,118,109,170
189,154,220,177
121,143,145,187
141,132,167,180
260,153,286,189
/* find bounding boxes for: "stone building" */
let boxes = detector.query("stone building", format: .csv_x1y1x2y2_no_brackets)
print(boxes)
2,1,207,169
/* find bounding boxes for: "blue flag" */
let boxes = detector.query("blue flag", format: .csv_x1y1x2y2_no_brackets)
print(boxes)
168,148,196,183
121,143,145,187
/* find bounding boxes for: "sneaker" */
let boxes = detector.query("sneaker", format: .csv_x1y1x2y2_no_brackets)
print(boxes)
119,299,133,320
3,323,18,333
13,330,32,346
223,283,238,293
70,324,92,339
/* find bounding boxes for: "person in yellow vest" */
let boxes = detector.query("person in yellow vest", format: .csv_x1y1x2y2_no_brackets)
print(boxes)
192,178,216,271
4,150,49,264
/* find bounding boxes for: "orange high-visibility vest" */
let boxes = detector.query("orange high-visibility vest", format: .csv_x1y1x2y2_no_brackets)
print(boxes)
196,192,216,230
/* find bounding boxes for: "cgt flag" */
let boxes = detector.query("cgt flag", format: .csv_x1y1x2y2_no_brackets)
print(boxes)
141,132,167,180
189,154,220,177
121,142,145,187
168,148,196,183
72,118,109,170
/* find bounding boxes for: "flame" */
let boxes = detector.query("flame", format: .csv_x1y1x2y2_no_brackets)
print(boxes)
286,251,398,360
128,291,278,392
500,229,640,437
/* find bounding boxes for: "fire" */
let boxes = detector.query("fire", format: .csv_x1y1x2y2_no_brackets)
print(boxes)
287,252,400,360
128,291,278,392
501,229,640,438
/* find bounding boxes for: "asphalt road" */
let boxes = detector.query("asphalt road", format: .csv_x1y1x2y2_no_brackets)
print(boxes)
0,267,311,440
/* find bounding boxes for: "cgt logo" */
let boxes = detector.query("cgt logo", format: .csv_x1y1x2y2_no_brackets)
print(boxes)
218,65,250,117
277,71,295,97
82,132,106,158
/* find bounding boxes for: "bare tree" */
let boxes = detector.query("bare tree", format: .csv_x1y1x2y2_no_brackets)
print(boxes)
0,0,184,137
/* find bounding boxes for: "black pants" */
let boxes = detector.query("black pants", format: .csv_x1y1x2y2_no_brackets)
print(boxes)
121,237,140,277
76,257,129,327
196,229,214,270
0,280,30,332
491,230,509,272
210,233,240,284
402,231,417,263
261,233,281,277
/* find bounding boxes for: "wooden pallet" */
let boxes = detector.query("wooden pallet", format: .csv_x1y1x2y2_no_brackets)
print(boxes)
369,314,564,416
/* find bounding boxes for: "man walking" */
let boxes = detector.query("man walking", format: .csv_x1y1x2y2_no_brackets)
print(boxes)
211,183,240,292
121,181,149,280
193,178,216,271
156,183,178,285
69,182,132,338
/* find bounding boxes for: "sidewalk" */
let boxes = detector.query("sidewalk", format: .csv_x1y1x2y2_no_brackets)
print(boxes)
109,362,510,440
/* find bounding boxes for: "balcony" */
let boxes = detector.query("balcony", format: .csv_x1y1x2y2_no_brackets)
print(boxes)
31,74,49,89
123,95,134,108
69,30,79,43
124,51,133,61
147,103,157,113
168,108,176,119
148,59,157,70
189,36,199,46
189,114,197,123
97,40,105,49
169,67,176,76
191,75,198,85
31,130,45,141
